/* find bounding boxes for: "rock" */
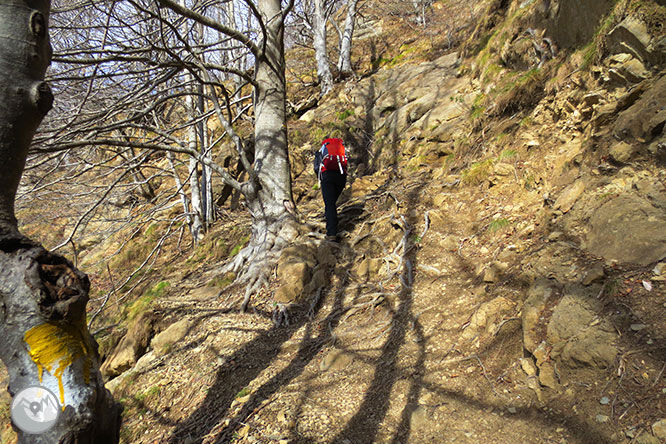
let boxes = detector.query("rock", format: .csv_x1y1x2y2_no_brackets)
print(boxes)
278,245,318,270
350,173,388,198
595,414,610,423
620,58,651,83
320,349,353,371
525,139,540,149
188,286,223,300
652,419,666,440
482,267,497,283
547,288,618,369
538,362,559,389
439,236,459,252
275,282,302,304
134,350,156,372
151,319,191,356
609,141,636,163
494,163,516,176
607,17,652,63
582,263,605,286
533,341,549,366
277,260,311,297
507,407,517,414
600,397,610,405
522,280,554,353
587,195,666,266
649,138,666,164
630,324,647,331
520,357,537,377
538,0,616,49
583,92,605,106
553,180,585,213
615,74,666,142
304,265,329,294
101,310,157,378
299,109,316,123
462,296,514,340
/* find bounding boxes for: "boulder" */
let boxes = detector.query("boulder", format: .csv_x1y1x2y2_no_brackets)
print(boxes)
607,17,652,62
278,244,318,270
150,319,191,356
609,141,636,163
101,311,156,379
546,287,617,369
652,419,666,440
538,0,616,49
615,74,666,142
274,282,304,305
587,195,666,266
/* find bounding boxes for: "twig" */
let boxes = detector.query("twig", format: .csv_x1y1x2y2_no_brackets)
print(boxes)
419,211,430,241
493,317,521,337
88,263,116,330
473,354,500,397
653,362,666,387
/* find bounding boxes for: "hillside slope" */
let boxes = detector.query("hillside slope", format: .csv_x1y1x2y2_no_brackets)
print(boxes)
3,0,666,443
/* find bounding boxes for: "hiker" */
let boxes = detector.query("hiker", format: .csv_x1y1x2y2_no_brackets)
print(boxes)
314,137,348,242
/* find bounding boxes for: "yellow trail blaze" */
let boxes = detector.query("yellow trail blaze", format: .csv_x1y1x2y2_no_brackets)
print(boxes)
24,322,92,410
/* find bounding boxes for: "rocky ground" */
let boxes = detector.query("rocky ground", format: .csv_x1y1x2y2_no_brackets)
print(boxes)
3,1,666,443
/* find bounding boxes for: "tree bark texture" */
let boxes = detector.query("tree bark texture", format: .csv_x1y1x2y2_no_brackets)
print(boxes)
313,0,333,96
0,1,121,442
337,0,359,77
253,0,294,217
224,0,299,306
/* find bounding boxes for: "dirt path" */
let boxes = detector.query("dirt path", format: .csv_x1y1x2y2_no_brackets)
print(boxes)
90,168,638,444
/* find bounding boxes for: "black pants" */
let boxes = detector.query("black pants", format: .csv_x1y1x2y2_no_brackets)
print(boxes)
320,171,347,237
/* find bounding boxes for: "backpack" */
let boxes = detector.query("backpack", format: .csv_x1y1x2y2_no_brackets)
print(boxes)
313,138,347,179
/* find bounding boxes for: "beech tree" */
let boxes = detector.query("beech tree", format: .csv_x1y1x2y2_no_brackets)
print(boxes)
290,0,360,95
0,1,121,442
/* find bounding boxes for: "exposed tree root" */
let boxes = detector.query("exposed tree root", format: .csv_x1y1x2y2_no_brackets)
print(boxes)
221,214,299,311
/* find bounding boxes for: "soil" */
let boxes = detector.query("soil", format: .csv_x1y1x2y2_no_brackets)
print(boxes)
3,164,659,444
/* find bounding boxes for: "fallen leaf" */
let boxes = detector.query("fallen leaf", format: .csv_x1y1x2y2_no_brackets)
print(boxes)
642,280,653,291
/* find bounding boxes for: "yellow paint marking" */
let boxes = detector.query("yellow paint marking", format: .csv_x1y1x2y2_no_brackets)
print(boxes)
24,322,93,410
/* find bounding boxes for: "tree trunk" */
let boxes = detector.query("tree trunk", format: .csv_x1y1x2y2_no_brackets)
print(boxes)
186,79,204,244
313,0,334,96
224,0,299,309
337,0,359,77
0,1,121,442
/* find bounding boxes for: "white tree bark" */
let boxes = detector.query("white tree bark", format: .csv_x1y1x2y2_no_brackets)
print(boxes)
0,1,121,442
337,0,360,77
313,0,334,96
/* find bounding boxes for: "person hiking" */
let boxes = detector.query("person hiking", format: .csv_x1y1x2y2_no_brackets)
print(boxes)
314,137,348,242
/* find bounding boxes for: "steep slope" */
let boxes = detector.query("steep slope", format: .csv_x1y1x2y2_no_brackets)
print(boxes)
3,0,666,443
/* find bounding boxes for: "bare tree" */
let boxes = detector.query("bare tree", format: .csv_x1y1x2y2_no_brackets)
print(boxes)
0,1,121,442
28,0,298,309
